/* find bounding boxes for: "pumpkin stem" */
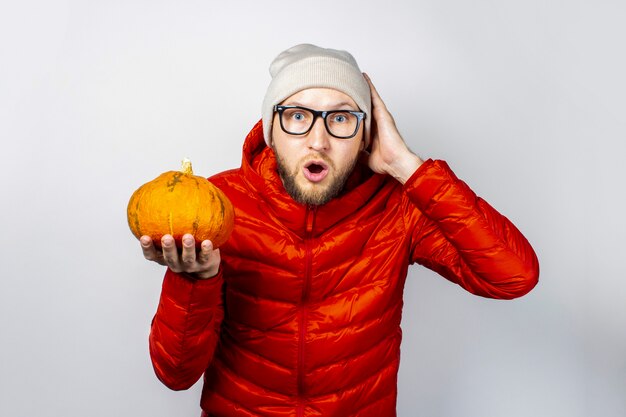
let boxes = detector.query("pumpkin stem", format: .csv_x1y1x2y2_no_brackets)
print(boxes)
181,158,193,175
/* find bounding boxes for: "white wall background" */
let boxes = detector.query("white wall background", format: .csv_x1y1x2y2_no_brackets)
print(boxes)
1,1,624,416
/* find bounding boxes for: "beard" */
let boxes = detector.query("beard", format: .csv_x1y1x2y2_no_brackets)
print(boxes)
275,151,359,206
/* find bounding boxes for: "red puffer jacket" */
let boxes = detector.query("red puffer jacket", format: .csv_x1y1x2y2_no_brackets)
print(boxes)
149,121,539,416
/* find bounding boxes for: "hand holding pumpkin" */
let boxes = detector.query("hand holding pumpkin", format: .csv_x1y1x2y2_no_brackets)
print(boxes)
140,233,220,279
127,158,235,280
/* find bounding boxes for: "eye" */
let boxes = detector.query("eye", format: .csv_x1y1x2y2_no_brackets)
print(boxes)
283,108,309,122
331,113,349,123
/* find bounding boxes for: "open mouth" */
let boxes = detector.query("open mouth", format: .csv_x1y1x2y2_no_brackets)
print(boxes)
303,160,329,182
307,163,325,174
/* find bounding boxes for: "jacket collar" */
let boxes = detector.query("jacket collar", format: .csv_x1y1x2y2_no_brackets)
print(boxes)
240,120,388,238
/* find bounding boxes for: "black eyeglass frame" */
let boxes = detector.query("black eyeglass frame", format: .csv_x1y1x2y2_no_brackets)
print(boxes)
273,105,366,139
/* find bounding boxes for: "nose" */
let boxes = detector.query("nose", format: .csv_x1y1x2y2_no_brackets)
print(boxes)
306,117,330,151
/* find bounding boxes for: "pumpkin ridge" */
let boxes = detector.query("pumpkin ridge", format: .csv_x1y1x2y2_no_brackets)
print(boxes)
132,212,141,237
192,216,200,236
218,194,225,224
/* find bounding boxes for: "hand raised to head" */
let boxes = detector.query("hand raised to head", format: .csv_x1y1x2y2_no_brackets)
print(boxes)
363,73,423,184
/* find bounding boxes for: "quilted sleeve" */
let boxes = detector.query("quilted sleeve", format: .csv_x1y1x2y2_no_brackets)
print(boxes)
149,268,224,390
403,159,539,299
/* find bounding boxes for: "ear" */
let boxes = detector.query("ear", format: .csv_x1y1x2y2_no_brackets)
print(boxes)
267,122,277,148
361,127,371,152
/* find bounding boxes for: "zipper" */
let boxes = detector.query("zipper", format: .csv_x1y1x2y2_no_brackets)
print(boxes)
296,206,316,417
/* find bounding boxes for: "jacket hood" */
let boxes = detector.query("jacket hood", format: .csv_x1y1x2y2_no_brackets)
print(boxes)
239,120,389,238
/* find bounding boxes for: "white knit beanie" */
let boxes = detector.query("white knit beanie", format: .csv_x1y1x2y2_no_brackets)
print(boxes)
261,44,371,147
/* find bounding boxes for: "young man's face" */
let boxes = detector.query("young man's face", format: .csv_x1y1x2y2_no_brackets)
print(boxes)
271,88,365,206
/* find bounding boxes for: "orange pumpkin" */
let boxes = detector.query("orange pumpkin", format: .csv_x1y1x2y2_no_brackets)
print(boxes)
127,159,234,248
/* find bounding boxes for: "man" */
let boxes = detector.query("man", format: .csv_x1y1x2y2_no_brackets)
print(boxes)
140,44,539,416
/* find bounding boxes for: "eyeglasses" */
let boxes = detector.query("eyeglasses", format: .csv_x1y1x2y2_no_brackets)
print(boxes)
274,105,365,139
